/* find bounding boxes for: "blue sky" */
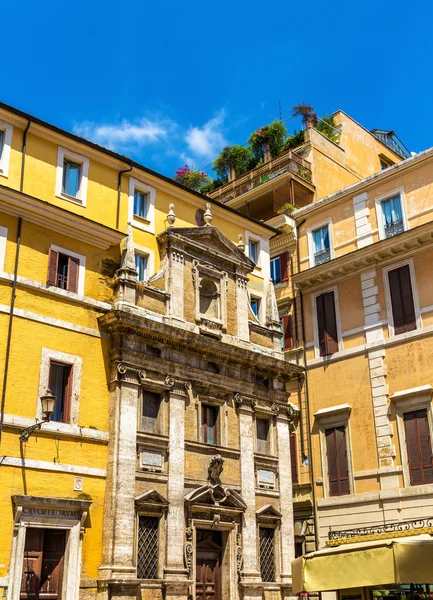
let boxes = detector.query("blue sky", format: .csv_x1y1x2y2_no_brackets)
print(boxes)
2,0,433,179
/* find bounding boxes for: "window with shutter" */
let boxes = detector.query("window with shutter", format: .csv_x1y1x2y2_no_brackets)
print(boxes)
280,252,290,282
290,434,298,484
404,409,433,485
202,405,218,445
388,265,416,334
49,361,72,423
47,248,81,294
281,314,293,351
325,426,350,496
316,291,339,356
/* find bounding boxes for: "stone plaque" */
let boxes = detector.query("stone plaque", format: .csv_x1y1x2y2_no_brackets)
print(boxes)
141,450,163,468
257,469,275,486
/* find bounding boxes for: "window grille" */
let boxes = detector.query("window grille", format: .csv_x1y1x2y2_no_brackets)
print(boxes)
259,527,276,582
137,516,159,579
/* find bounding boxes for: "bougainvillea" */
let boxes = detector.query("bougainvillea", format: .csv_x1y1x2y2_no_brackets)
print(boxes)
174,165,212,192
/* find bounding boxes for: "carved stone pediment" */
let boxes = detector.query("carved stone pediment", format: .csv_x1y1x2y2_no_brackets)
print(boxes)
185,484,247,511
135,489,169,512
256,504,282,522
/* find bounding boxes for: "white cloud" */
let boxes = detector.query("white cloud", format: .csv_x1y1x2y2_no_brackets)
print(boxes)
73,115,176,152
185,110,227,159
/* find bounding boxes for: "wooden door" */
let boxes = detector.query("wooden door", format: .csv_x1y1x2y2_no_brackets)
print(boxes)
20,529,66,600
195,533,222,600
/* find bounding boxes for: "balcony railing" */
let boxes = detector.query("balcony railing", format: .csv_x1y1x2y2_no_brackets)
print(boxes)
314,248,331,265
209,150,312,204
384,219,404,238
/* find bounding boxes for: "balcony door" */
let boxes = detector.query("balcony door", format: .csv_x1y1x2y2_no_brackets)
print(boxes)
20,529,66,600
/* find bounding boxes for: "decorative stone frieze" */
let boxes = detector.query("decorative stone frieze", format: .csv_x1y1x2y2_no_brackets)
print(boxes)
164,375,191,396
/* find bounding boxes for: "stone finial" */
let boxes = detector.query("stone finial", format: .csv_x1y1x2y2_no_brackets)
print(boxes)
266,281,280,325
237,233,245,253
167,203,176,227
120,224,137,272
207,454,224,485
203,203,213,226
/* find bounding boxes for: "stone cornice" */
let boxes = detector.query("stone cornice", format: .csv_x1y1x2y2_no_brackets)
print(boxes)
0,184,124,249
293,220,433,291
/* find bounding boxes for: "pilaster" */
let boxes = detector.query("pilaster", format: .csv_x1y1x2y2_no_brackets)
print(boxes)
167,251,185,320
236,276,250,341
361,269,398,490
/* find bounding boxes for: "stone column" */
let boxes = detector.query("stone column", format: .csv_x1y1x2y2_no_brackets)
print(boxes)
100,363,143,580
164,376,190,599
236,276,250,341
236,395,262,598
276,410,296,586
168,251,185,320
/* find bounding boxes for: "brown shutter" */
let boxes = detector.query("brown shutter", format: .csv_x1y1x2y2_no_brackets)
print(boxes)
47,249,59,286
280,252,290,282
389,265,416,334
404,409,433,485
20,529,44,599
317,292,338,356
325,426,349,496
290,433,298,484
67,256,80,293
282,315,293,351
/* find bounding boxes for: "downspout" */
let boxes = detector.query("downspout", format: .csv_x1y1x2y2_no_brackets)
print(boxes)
0,120,30,444
296,217,320,551
116,163,133,230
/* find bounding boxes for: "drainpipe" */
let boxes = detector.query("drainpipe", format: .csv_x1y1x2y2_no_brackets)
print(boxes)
0,217,23,444
0,119,30,444
116,163,133,230
295,217,320,551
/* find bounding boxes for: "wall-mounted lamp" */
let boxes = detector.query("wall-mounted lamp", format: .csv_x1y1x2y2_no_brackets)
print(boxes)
19,390,56,443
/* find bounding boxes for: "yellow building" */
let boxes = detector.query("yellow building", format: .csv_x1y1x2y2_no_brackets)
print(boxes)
0,102,301,600
291,144,433,597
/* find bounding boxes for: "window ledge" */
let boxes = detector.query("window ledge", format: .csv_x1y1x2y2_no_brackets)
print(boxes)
2,414,108,442
185,440,240,458
56,192,84,206
256,488,280,497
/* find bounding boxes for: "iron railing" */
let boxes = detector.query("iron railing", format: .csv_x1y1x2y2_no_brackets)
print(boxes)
328,516,433,541
384,219,404,238
314,248,331,265
209,150,312,204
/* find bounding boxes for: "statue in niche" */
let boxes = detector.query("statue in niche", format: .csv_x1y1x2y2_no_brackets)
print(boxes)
207,454,224,485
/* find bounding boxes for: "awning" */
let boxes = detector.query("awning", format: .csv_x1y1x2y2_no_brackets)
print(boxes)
292,535,433,593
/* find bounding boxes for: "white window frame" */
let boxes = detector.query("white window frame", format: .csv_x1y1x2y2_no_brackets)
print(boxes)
249,288,265,324
311,285,343,359
49,244,86,296
270,255,281,285
375,187,408,241
55,147,89,206
314,403,355,498
390,385,433,488
0,120,13,178
382,257,421,337
245,230,270,280
307,218,333,268
129,177,156,234
38,348,83,426
0,225,7,273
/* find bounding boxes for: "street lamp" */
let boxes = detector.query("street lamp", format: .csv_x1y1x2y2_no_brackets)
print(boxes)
19,390,56,443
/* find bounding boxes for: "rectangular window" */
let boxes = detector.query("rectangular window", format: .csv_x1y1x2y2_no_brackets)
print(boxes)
316,291,338,356
134,189,149,219
312,225,330,265
403,409,433,486
249,240,259,264
0,129,4,159
201,404,218,445
47,248,80,293
142,391,161,433
291,433,299,484
48,361,72,423
62,159,81,198
382,195,404,238
137,516,159,579
270,252,289,284
256,418,270,454
325,426,350,497
251,297,260,318
259,527,276,582
388,265,416,334
281,314,293,351
135,253,148,282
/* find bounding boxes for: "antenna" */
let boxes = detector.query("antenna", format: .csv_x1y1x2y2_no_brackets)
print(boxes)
279,100,282,121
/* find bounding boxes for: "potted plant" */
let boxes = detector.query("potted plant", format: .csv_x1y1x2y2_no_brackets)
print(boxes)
213,145,252,182
248,120,287,162
276,202,296,215
292,103,318,129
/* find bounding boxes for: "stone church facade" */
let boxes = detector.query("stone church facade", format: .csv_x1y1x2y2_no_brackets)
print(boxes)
97,213,302,600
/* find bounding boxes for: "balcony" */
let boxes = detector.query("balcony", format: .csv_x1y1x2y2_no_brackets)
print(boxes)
384,219,404,238
209,150,313,205
314,248,331,265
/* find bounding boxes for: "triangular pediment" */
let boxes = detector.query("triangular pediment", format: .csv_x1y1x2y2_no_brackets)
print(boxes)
135,489,169,506
256,504,282,518
185,484,247,510
158,226,255,271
